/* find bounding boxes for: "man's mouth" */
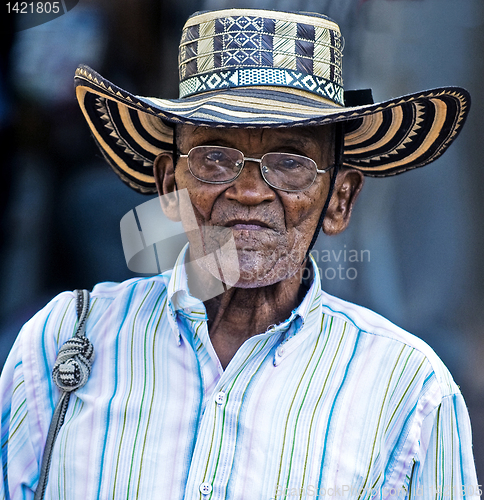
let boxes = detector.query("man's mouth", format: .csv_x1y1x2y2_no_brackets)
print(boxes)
225,219,272,230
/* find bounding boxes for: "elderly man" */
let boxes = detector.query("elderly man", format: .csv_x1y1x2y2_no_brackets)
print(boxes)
0,8,479,500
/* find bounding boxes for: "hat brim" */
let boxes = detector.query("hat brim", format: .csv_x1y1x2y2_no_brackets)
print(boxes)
75,64,470,194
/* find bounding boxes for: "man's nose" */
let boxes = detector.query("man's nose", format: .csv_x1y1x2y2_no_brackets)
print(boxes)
224,160,276,205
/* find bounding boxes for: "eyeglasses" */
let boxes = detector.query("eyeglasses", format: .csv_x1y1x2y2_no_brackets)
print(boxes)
179,146,332,192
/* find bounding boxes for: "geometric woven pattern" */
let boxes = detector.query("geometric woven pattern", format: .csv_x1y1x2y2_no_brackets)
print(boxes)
179,10,344,104
179,67,344,104
73,8,471,194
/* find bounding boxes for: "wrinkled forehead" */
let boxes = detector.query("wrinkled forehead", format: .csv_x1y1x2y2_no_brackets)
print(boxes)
176,123,335,155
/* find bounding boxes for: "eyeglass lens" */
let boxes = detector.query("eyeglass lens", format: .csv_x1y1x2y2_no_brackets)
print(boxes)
187,146,318,192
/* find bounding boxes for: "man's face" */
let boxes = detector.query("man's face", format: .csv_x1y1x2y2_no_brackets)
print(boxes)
170,124,336,288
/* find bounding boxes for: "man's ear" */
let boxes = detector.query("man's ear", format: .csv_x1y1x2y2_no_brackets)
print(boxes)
323,168,364,235
153,153,181,221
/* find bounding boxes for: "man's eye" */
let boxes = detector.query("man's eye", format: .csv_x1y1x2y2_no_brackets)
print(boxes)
205,150,230,163
276,157,302,170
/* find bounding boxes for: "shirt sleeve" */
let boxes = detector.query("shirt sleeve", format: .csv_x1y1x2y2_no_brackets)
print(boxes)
0,336,38,500
0,293,77,500
408,392,480,499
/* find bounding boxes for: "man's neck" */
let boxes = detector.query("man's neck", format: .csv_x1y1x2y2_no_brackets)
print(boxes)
188,262,310,369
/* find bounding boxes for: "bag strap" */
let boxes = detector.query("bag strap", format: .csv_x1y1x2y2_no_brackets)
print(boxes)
34,289,94,500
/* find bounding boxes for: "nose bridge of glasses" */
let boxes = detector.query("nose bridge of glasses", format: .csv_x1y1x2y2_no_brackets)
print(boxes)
243,156,263,165
241,156,267,181
236,155,270,188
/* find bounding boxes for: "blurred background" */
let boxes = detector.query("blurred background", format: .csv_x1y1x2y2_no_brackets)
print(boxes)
1,0,482,483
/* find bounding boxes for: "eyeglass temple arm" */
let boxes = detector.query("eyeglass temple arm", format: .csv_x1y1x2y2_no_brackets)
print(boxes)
316,164,335,174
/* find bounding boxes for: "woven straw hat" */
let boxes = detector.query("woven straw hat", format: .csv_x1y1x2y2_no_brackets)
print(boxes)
75,9,470,194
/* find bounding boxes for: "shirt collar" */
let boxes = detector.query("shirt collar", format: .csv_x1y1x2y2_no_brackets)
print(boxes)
165,246,323,347
165,244,204,343
167,244,202,312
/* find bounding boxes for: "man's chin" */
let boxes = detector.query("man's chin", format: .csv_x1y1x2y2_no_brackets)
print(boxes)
231,262,303,289
187,240,306,295
189,258,301,292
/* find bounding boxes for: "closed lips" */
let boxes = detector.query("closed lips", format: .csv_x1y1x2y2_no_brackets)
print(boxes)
225,220,271,229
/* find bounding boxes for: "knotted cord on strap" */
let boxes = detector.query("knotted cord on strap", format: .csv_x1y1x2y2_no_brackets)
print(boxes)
52,336,94,391
34,289,93,500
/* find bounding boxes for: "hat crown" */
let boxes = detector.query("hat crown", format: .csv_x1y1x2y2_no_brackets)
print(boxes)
178,9,345,105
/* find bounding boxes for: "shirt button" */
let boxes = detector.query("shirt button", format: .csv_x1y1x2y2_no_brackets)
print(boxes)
277,346,284,357
200,482,212,495
215,391,226,405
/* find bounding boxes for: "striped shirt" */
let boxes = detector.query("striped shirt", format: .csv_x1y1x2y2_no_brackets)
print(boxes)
0,248,479,499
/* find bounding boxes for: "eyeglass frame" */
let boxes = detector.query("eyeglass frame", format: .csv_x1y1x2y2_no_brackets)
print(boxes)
177,145,334,193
